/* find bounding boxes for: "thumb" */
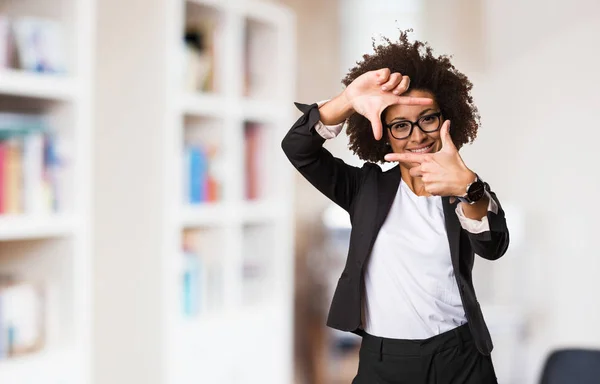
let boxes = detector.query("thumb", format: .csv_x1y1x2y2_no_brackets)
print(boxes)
440,120,456,152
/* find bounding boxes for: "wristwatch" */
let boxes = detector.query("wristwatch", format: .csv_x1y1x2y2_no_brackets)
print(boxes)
457,174,489,204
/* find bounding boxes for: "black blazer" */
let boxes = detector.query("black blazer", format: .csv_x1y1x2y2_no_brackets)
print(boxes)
281,102,510,356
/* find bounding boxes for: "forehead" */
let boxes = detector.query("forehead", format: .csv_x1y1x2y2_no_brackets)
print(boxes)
385,89,439,120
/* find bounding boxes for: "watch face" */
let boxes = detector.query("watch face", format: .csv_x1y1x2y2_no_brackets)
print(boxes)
468,181,486,202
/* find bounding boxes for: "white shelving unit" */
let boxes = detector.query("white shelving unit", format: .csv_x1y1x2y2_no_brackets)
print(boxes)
163,1,296,383
0,214,77,241
0,0,93,383
0,69,79,101
93,0,295,383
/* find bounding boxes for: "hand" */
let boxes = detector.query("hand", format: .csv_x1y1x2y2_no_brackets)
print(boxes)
342,68,433,140
383,121,475,197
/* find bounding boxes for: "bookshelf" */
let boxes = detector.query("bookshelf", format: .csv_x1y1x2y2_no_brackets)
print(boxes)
165,1,296,383
0,69,79,100
0,214,76,241
0,0,93,383
94,0,295,383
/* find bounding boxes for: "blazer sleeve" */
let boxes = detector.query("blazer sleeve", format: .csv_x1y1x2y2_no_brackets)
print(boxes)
281,102,363,212
465,190,510,261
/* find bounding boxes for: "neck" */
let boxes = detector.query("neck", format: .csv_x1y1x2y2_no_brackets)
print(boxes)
400,165,430,197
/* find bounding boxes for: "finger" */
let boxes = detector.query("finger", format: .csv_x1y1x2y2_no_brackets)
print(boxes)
418,161,434,174
393,75,410,95
395,96,434,106
368,113,383,140
424,183,443,196
421,173,433,183
440,120,456,152
409,165,424,177
381,72,402,91
374,68,391,85
384,152,432,163
382,93,432,108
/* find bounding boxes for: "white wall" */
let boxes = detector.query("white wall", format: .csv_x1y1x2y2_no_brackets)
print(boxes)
338,0,423,76
478,8,600,384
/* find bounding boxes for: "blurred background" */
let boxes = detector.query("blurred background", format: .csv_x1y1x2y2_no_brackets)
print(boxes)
0,0,599,383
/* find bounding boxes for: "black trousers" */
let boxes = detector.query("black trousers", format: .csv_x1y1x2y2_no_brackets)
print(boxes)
352,324,498,384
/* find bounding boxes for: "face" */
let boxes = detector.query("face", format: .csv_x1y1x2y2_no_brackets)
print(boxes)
384,89,443,168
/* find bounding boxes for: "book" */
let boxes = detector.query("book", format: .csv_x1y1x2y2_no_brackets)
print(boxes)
3,137,22,214
245,123,270,200
182,246,202,317
186,145,207,204
0,280,46,359
241,225,273,306
0,15,11,69
183,18,218,92
11,17,66,73
181,229,225,316
0,113,62,215
245,123,259,200
0,142,5,213
183,142,221,205
22,132,46,214
244,22,276,98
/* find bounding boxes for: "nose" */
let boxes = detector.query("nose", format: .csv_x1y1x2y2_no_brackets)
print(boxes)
409,124,428,143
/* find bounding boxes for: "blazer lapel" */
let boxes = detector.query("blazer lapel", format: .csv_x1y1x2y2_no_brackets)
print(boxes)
374,166,401,236
442,197,462,270
356,165,401,268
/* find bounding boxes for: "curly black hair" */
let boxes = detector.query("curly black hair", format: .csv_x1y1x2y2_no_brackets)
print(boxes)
342,29,480,163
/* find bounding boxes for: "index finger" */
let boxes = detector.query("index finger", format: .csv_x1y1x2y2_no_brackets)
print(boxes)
395,96,434,106
384,152,432,163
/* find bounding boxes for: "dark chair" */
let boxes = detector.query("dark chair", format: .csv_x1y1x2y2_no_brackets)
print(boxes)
540,348,600,384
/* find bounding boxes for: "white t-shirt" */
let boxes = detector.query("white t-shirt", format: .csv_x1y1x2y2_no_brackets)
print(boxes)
362,181,467,339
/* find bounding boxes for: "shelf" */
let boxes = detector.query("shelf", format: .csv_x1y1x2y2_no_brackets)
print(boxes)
177,309,230,333
0,0,93,382
0,214,76,241
154,0,295,381
242,200,285,223
0,348,77,384
181,94,289,121
186,0,228,11
242,0,294,25
241,98,287,122
0,70,79,101
180,201,286,227
180,93,228,117
186,0,290,20
176,302,280,333
181,202,228,227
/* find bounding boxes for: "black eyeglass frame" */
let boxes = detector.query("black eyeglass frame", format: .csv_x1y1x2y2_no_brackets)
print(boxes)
384,111,443,140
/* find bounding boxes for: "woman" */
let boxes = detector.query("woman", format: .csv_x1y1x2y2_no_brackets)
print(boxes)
281,31,509,383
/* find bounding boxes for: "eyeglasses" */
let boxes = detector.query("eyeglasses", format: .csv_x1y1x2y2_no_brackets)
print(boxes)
384,112,443,140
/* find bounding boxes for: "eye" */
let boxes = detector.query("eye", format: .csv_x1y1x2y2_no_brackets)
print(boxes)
421,115,435,123
392,122,410,130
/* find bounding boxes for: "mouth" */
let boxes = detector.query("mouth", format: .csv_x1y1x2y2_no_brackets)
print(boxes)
406,143,434,154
